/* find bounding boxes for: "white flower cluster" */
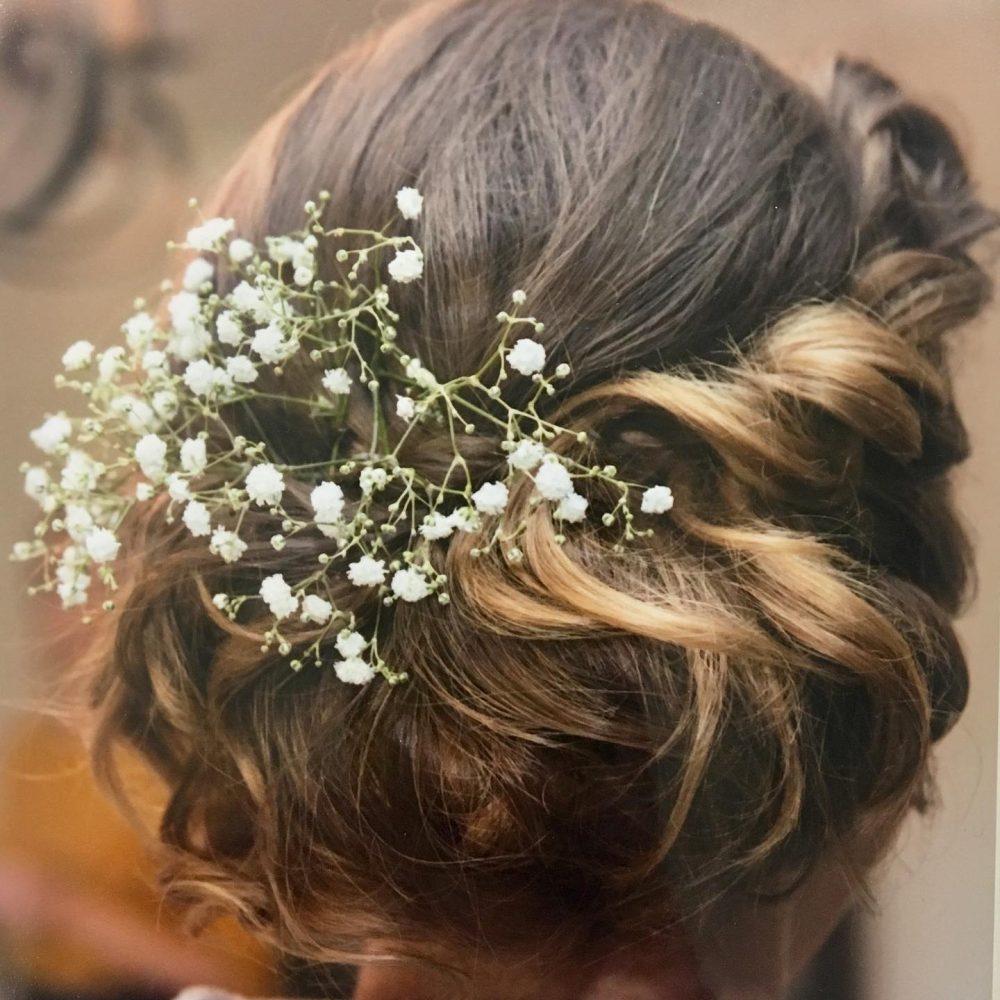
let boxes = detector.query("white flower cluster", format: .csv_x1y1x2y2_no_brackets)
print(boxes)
14,189,675,686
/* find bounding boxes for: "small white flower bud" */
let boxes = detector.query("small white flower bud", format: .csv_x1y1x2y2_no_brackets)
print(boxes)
395,186,423,220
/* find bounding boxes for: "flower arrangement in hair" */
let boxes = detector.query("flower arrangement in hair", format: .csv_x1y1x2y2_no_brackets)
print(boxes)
16,186,675,686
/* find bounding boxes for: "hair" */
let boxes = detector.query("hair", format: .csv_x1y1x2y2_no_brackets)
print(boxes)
86,0,997,980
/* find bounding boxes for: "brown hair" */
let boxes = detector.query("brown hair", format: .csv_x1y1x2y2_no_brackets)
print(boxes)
88,0,997,980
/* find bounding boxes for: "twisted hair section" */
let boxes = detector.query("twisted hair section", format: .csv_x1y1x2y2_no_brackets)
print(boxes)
81,0,996,970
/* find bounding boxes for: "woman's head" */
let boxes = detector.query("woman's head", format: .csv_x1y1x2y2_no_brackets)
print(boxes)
87,0,996,989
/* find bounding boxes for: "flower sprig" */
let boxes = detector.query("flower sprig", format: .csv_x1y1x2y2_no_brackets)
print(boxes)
14,189,675,686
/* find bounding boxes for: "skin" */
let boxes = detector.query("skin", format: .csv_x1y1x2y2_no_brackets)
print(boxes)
348,853,857,999
684,853,857,1000
180,854,855,999
351,933,711,1000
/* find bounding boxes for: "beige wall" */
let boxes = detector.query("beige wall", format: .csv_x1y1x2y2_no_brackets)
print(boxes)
1,2,996,998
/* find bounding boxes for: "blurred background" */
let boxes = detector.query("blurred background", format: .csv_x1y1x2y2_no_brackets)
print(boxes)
0,1,996,998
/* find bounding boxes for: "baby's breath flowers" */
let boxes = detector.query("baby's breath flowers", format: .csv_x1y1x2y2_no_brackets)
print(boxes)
387,247,424,284
641,484,675,514
506,338,547,377
395,186,423,221
13,189,676,685
61,341,96,371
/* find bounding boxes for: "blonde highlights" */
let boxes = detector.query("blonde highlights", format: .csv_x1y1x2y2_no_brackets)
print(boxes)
84,0,995,974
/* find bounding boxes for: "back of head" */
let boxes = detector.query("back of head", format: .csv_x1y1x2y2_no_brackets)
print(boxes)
88,0,997,988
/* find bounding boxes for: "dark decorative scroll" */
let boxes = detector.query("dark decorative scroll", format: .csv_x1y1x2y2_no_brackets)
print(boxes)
0,0,187,237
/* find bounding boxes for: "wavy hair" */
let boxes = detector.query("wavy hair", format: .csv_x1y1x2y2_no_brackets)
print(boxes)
86,0,996,977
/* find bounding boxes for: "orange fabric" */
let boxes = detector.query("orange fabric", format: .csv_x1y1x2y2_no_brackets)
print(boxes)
0,714,278,996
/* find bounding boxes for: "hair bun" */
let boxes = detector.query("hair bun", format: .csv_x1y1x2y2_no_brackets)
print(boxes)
71,2,998,971
825,57,999,256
